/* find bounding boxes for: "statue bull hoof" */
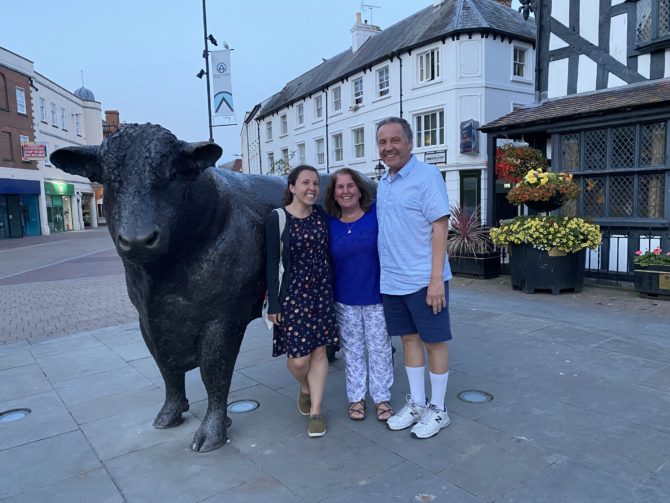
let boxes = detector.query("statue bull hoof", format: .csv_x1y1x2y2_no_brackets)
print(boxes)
153,399,190,429
191,411,229,452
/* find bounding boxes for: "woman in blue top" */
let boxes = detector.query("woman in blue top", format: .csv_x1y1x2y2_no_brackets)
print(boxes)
325,168,394,422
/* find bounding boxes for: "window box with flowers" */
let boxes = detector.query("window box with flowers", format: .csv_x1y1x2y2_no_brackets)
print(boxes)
633,248,670,299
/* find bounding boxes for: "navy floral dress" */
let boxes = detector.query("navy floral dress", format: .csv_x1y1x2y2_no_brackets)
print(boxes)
273,210,339,358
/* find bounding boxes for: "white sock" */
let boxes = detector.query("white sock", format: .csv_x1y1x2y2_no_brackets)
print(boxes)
429,371,449,411
405,366,426,406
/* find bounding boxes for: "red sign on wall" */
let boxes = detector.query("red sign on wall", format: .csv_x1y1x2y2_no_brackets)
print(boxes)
21,143,48,161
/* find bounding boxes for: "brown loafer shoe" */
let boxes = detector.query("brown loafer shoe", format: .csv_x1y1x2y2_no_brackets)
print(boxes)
308,414,327,437
298,391,311,416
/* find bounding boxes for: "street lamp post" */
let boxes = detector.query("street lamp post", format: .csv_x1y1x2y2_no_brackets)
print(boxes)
201,0,214,142
374,160,386,180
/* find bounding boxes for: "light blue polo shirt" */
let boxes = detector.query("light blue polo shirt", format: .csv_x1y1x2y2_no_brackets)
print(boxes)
377,154,452,295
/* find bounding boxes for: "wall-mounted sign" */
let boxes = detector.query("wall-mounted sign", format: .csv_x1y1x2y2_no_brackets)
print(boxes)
460,119,480,154
424,150,447,165
44,181,75,196
21,143,48,161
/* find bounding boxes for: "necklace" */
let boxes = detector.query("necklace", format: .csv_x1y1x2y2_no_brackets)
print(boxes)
341,208,364,235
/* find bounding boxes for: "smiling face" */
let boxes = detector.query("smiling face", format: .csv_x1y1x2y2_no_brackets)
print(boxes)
289,169,320,207
377,122,413,174
333,173,362,213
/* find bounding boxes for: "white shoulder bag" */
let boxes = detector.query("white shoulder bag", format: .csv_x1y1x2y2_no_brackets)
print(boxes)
262,208,286,330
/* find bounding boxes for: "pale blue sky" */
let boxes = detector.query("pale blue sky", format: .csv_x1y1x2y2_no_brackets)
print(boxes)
2,0,523,163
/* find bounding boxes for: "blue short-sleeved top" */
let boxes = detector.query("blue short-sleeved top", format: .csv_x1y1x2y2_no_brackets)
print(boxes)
377,155,452,295
328,203,382,305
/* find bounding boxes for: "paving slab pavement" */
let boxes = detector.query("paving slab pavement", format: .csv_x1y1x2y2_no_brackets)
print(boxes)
1,277,669,502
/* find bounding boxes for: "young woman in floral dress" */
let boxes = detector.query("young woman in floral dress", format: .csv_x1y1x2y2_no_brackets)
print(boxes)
266,165,339,438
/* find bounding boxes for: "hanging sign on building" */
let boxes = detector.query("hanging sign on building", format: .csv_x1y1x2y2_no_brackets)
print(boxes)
424,150,447,165
460,119,480,153
211,49,234,119
21,142,48,161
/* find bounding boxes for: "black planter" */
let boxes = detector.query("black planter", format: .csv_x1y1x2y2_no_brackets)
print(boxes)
509,244,585,294
524,196,564,213
634,266,670,299
449,252,501,279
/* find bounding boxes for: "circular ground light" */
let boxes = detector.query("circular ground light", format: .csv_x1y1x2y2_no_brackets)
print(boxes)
0,408,31,423
227,400,260,414
458,390,494,404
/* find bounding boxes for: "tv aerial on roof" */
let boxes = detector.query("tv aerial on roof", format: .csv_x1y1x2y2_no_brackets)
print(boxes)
361,2,381,25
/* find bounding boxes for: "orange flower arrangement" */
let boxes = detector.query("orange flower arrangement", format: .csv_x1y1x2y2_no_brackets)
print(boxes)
495,144,546,183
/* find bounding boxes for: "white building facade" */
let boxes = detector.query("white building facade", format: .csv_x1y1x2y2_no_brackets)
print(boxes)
33,74,103,234
242,0,536,222
0,45,103,238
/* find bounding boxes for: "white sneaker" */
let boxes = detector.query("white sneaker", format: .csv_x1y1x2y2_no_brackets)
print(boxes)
410,404,451,439
387,395,425,431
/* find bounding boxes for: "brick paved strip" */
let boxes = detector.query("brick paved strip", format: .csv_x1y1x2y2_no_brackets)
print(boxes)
0,275,137,346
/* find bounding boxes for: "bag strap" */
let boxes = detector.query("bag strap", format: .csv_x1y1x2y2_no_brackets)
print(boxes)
275,208,286,293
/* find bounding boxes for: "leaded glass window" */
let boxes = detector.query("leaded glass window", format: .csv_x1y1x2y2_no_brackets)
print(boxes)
609,176,634,217
639,173,665,218
584,177,606,218
584,129,606,171
640,122,666,166
561,133,580,171
611,126,635,170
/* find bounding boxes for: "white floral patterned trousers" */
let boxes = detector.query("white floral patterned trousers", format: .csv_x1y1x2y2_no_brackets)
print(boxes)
334,302,394,404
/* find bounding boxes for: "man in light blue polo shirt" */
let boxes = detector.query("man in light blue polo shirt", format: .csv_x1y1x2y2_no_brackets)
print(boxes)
376,117,452,439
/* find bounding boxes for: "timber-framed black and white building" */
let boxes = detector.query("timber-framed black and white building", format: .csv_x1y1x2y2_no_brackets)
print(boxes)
481,0,670,281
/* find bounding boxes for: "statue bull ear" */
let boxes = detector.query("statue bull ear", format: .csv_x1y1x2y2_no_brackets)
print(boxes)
181,142,223,174
50,146,103,183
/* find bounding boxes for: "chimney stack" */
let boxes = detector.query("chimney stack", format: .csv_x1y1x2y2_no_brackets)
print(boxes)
351,12,380,52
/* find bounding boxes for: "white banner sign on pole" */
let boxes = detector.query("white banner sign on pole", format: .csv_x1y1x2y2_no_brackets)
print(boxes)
211,49,234,118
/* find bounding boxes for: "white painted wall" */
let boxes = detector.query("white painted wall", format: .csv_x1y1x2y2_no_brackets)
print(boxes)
547,58,569,98
33,73,102,233
577,55,598,93
247,33,535,224
609,14,628,65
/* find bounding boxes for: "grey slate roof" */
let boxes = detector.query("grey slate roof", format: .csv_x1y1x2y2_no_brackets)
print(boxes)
480,78,670,132
74,86,95,101
257,0,535,119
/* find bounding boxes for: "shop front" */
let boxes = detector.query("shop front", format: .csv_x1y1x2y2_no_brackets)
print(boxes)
0,178,42,239
44,181,75,234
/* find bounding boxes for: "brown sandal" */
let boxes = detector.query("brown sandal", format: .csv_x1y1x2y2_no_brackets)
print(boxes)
348,400,366,421
375,401,393,422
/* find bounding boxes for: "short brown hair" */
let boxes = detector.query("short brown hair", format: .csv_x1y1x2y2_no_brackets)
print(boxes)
324,168,373,218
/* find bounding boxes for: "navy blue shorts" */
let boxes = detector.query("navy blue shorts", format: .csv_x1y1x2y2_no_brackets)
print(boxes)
381,281,452,343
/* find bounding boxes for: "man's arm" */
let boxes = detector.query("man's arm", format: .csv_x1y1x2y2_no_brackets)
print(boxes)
427,215,449,314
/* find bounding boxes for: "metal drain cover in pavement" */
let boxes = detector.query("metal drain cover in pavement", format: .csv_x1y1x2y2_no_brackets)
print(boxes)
227,400,260,413
458,390,493,403
0,408,31,423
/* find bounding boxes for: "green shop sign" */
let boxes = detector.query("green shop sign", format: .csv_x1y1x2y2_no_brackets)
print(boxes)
44,181,75,196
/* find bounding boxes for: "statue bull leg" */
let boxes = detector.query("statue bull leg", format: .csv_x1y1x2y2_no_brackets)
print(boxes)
153,369,189,428
191,318,245,452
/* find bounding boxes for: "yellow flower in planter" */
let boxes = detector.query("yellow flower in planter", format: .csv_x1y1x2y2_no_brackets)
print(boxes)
490,216,602,254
